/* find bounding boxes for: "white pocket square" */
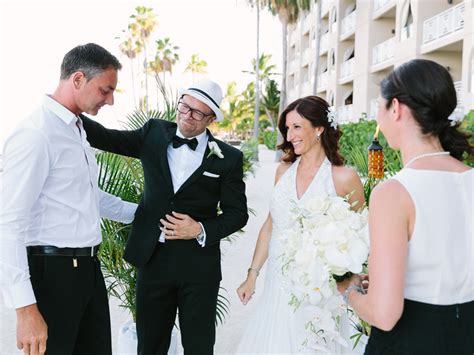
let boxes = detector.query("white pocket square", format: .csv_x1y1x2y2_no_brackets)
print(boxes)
203,171,220,178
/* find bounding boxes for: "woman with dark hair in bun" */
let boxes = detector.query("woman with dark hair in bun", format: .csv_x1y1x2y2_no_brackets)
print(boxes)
236,96,364,353
338,59,473,354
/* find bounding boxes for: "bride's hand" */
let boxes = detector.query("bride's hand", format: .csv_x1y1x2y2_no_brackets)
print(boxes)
237,277,256,305
336,274,362,294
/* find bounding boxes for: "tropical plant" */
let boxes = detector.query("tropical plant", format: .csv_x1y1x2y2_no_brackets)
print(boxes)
262,129,278,150
151,37,180,90
118,35,141,108
184,53,208,83
261,78,280,129
125,6,158,112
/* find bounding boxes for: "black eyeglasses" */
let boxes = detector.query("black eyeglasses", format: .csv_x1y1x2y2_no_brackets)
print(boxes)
177,101,215,121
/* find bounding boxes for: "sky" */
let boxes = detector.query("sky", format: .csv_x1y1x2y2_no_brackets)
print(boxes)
0,0,282,149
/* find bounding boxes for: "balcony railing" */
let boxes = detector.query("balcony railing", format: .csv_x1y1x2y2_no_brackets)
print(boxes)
302,48,311,65
337,104,354,123
370,99,379,119
321,0,332,17
289,29,298,45
320,33,329,54
454,81,462,105
373,0,395,13
423,2,465,45
340,10,356,38
317,72,328,92
372,37,395,66
339,58,355,82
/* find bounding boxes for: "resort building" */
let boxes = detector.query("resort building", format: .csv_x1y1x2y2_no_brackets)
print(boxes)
286,0,473,122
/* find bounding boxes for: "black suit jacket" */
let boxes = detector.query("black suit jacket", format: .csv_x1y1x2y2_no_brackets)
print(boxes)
81,116,248,281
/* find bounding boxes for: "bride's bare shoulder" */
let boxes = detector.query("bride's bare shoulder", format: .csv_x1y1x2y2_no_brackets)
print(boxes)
274,162,292,184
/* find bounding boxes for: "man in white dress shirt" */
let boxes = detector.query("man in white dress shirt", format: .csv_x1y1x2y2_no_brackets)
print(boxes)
0,43,136,355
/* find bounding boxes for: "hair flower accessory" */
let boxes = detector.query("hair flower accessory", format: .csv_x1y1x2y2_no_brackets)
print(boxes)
327,106,338,129
447,106,464,127
207,141,224,159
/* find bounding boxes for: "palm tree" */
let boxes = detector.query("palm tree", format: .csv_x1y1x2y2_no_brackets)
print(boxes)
243,53,279,84
259,0,311,160
153,37,180,90
184,54,208,83
118,35,141,109
129,6,158,112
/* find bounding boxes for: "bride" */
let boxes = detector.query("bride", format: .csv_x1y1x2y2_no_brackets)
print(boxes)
236,96,365,354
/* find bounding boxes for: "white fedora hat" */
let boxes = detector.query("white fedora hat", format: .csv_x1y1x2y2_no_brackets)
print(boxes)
179,79,224,122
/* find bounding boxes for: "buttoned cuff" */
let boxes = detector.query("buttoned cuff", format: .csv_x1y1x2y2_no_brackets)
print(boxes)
120,201,138,224
2,279,36,309
196,222,206,247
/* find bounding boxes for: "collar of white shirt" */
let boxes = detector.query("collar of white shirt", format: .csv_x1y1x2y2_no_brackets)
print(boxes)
175,128,208,150
43,94,78,127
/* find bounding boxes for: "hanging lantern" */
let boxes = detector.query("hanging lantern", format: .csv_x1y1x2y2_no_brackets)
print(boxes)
368,125,384,179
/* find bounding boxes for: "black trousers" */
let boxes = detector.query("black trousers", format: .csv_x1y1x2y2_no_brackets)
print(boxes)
365,299,474,355
136,267,220,355
28,254,111,355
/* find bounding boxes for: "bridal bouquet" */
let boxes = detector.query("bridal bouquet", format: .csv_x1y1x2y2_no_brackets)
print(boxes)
280,194,369,353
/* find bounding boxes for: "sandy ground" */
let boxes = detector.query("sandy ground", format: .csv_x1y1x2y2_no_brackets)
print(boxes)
0,146,278,355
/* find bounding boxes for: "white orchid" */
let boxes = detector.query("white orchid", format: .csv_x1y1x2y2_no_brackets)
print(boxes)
207,141,224,159
280,194,369,352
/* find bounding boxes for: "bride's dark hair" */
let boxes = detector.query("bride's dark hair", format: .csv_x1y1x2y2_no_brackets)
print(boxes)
277,96,344,165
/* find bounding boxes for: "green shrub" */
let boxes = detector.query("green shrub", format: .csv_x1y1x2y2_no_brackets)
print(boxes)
240,137,259,178
339,120,402,177
262,130,277,151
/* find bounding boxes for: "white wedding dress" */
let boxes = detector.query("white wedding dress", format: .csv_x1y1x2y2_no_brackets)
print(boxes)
236,157,365,354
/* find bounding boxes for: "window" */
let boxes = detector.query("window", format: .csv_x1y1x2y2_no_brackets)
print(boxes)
401,1,413,41
330,7,337,32
344,91,353,105
343,45,355,62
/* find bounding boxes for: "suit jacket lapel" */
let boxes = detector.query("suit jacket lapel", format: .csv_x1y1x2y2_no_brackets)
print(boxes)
175,129,216,195
157,125,176,192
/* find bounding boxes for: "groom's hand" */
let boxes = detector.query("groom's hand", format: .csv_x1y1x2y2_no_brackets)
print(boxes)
160,212,202,240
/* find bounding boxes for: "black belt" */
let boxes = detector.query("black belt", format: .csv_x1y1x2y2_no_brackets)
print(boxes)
27,245,100,257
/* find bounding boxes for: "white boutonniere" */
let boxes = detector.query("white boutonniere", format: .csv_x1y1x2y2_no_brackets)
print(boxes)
207,141,224,159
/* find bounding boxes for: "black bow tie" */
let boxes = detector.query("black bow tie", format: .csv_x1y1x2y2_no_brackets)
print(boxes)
172,135,198,151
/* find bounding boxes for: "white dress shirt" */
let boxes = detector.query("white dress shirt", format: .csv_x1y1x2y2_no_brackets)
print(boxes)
158,128,208,246
0,95,137,309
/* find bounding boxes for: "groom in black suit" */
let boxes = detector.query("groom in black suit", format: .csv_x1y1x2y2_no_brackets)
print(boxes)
81,79,248,354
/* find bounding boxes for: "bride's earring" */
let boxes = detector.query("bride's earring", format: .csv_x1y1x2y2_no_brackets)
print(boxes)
316,133,321,142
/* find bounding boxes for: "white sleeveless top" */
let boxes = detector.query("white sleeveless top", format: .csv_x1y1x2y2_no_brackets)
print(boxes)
391,168,473,305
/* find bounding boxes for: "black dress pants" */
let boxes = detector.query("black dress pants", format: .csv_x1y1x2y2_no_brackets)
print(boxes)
28,254,112,355
136,268,220,355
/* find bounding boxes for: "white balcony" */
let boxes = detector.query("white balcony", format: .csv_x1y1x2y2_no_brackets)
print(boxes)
320,33,329,55
302,14,312,34
289,29,298,45
337,104,354,123
339,58,355,83
302,48,311,65
317,72,328,92
370,99,379,119
372,37,395,67
321,0,332,18
340,10,356,39
373,0,396,14
454,81,462,105
422,2,465,45
289,59,299,74
302,81,313,96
